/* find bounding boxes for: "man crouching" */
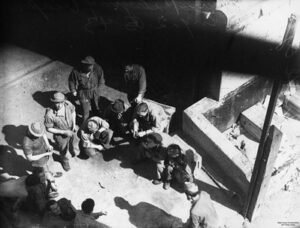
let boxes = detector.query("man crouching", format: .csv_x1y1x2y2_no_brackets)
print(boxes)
80,116,113,157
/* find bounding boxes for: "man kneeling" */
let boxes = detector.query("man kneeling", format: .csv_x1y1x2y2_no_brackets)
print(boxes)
163,144,194,190
135,133,167,185
80,116,113,157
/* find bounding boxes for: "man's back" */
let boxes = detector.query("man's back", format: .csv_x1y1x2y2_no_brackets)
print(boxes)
190,191,220,228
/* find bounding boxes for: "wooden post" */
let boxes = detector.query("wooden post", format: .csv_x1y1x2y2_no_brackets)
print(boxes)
246,125,283,219
242,79,282,221
243,13,297,221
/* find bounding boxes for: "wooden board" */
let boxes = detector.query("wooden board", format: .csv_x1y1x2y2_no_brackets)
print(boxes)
240,103,285,141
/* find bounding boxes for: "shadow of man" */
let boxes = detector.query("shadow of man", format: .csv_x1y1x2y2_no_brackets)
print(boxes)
2,125,28,150
0,145,32,183
114,196,183,228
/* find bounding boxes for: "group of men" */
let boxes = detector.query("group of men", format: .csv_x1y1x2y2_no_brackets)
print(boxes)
20,56,222,227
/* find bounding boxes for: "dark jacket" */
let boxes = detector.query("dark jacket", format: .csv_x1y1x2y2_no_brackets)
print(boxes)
68,63,105,101
124,64,146,101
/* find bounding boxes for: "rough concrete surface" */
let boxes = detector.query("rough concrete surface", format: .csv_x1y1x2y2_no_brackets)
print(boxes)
0,46,245,228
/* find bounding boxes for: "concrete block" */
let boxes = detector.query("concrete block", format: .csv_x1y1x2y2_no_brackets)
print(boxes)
240,103,285,141
204,76,272,133
283,93,300,120
183,107,251,197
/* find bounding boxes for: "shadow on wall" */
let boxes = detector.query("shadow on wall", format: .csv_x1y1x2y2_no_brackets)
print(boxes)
0,145,32,183
114,196,183,228
2,125,28,150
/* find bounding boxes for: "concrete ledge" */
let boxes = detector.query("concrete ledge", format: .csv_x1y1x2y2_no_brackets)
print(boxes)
241,102,285,141
283,93,300,120
183,108,250,197
0,45,51,89
204,76,272,132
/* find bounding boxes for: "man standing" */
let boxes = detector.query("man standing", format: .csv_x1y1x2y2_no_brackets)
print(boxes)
23,122,55,185
185,182,223,228
80,116,113,157
131,102,168,140
74,198,107,228
123,64,147,106
45,92,78,171
69,56,105,122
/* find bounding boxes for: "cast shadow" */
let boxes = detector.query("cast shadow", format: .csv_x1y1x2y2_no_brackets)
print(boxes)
0,145,32,182
114,196,183,228
116,143,159,181
32,90,56,108
2,125,28,150
194,179,242,213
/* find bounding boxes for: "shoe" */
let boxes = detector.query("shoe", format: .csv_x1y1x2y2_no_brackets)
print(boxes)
61,160,71,171
152,179,162,185
163,182,170,190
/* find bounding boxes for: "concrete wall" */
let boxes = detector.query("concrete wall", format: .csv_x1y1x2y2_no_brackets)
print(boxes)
183,105,251,197
204,76,272,133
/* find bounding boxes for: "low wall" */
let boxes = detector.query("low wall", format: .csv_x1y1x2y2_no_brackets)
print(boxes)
183,107,250,197
204,76,272,132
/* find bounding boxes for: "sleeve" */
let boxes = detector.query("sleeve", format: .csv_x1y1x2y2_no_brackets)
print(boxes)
94,64,105,87
100,118,110,129
138,66,147,96
149,108,164,132
190,214,200,228
44,109,54,128
68,101,76,113
22,137,33,157
68,69,78,93
91,117,110,129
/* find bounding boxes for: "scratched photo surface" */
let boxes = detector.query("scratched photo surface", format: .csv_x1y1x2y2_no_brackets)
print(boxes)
0,1,300,228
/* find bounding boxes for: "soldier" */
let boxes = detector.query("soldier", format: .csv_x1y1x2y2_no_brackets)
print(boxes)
134,133,167,185
131,102,168,140
80,116,114,157
123,64,146,107
23,122,57,189
163,144,194,190
103,99,129,138
184,182,223,228
45,92,78,171
69,56,105,123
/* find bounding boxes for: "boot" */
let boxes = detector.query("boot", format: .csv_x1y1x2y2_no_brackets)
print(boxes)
163,181,171,190
61,159,71,171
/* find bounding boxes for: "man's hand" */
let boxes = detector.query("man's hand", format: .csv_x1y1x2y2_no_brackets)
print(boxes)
135,94,143,104
100,211,107,216
46,145,53,152
65,130,74,137
137,131,146,138
81,133,89,141
132,130,138,139
93,211,107,219
72,91,77,97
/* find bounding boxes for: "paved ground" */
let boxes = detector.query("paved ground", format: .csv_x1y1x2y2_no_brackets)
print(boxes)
0,46,244,228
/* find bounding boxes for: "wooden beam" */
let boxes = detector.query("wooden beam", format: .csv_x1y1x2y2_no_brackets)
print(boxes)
242,79,282,220
246,125,283,219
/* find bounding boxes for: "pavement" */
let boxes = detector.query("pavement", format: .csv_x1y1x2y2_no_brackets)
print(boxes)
0,45,245,228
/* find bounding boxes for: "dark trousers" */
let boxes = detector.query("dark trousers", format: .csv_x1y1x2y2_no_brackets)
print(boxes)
54,134,75,162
